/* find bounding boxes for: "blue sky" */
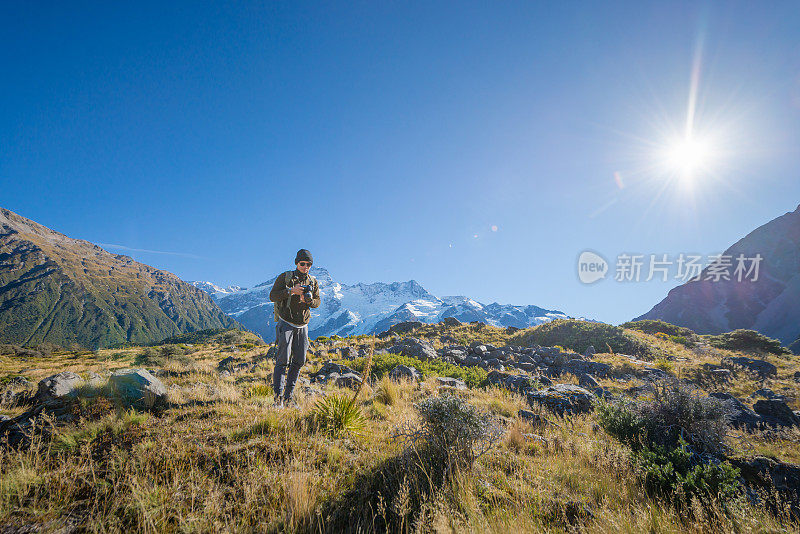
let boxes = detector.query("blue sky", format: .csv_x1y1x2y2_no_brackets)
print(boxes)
2,1,799,324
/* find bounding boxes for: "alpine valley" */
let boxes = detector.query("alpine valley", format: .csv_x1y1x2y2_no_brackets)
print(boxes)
192,268,571,342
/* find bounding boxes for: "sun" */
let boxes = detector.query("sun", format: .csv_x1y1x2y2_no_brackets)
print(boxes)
659,134,715,182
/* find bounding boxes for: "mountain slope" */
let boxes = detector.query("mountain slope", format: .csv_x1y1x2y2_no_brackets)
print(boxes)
0,207,237,349
193,267,569,341
636,204,800,347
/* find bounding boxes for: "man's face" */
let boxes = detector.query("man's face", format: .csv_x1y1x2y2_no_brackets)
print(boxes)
296,261,311,274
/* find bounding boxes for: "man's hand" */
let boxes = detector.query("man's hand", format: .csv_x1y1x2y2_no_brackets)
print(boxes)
290,284,303,296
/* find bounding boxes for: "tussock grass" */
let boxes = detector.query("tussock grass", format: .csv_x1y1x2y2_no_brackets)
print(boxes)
1,327,799,532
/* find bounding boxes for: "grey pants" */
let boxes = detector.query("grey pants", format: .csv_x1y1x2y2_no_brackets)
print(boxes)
273,319,309,400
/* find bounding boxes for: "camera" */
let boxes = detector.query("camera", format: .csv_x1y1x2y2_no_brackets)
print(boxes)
291,277,313,301
300,285,313,302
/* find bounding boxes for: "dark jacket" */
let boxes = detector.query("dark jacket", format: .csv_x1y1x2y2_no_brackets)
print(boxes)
269,269,321,326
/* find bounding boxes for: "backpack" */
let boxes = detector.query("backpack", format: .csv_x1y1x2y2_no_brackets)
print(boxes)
273,271,317,322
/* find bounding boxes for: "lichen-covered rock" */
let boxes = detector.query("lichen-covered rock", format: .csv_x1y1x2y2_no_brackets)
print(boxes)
388,337,437,361
487,370,533,394
578,374,600,389
35,372,83,404
389,365,420,381
709,392,763,430
335,373,362,389
724,356,777,378
562,359,610,378
436,377,467,390
109,369,167,410
527,384,594,415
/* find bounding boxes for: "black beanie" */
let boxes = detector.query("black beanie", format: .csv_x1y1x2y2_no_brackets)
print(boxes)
295,249,313,265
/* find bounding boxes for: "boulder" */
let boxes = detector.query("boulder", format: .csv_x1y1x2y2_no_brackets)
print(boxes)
389,337,438,361
389,365,420,381
335,373,363,389
730,456,800,519
562,359,611,378
487,370,534,395
441,317,462,327
724,356,777,378
518,409,546,426
753,399,800,427
794,371,800,383
109,369,167,410
709,392,763,430
385,321,424,336
584,345,595,358
578,374,600,389
35,372,83,404
505,326,520,334
753,388,785,402
436,377,467,390
527,384,594,415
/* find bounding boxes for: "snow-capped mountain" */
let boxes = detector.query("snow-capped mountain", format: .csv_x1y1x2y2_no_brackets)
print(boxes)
190,281,246,299
192,267,570,341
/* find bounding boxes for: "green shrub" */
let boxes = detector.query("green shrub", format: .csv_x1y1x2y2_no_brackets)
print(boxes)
311,394,367,437
595,398,647,447
511,319,651,357
637,438,741,506
621,320,696,338
596,380,730,455
350,352,487,388
706,329,790,355
315,336,329,343
393,395,501,470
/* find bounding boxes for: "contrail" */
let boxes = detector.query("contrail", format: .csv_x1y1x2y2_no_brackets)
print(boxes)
98,243,204,259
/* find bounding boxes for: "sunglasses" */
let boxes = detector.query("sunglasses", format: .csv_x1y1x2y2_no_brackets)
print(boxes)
298,262,312,267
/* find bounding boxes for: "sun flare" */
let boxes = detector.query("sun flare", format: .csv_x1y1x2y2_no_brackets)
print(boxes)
662,135,713,179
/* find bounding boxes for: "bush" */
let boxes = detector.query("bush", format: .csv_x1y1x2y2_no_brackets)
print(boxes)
393,395,501,470
351,352,487,389
597,379,730,455
637,438,741,506
311,394,367,437
706,329,790,355
621,320,696,338
511,319,651,357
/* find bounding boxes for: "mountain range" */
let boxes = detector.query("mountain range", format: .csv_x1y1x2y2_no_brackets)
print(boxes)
637,204,800,352
192,268,570,342
0,208,237,349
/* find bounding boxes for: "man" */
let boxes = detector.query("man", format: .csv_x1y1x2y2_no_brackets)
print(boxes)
269,248,321,407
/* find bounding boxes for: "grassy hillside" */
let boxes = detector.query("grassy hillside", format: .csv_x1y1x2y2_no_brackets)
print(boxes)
0,208,238,349
1,321,798,532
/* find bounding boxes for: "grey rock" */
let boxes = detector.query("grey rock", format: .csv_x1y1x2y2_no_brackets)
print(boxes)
487,370,534,394
389,365,421,381
538,375,553,387
578,374,600,389
335,373,363,389
505,325,520,334
584,345,595,358
436,377,467,390
709,392,763,430
35,372,83,404
724,356,777,378
753,388,785,402
389,337,437,361
109,369,167,410
527,384,594,415
441,317,462,327
518,409,546,426
563,359,611,378
753,399,800,427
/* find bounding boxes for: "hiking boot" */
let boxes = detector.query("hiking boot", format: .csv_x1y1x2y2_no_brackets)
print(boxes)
283,397,300,409
272,397,284,409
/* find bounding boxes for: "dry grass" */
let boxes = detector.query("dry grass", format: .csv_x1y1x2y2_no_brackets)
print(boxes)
1,331,799,533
